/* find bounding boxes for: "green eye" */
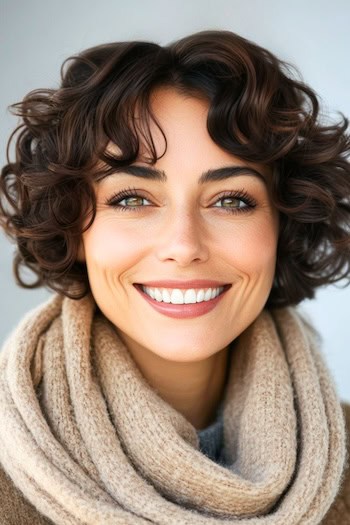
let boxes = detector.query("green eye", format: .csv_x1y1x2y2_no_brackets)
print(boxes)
212,190,256,213
121,196,148,207
214,197,248,209
106,188,152,211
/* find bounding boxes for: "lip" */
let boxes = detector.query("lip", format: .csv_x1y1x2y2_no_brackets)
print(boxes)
134,279,230,289
133,283,231,319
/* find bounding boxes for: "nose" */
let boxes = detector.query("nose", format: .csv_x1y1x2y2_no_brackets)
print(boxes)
154,208,210,266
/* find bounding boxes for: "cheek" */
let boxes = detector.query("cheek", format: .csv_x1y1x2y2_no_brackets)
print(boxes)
82,218,145,274
223,217,278,277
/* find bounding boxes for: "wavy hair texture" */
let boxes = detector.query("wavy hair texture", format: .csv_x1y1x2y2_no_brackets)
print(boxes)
1,29,350,306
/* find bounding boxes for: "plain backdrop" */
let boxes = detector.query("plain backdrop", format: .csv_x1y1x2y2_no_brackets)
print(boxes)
0,0,349,402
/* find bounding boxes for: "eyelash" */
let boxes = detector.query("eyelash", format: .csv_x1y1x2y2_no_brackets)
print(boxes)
105,186,257,214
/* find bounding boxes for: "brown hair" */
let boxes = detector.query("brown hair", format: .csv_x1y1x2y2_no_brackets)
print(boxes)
1,29,350,307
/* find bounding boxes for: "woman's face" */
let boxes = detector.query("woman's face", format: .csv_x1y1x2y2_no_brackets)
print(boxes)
79,88,279,362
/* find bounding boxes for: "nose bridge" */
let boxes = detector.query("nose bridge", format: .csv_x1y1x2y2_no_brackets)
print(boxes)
155,205,209,264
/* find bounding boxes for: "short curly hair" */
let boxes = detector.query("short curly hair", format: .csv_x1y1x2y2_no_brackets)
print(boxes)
1,29,350,307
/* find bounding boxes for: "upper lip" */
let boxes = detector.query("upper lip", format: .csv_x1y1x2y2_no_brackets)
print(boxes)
134,280,230,289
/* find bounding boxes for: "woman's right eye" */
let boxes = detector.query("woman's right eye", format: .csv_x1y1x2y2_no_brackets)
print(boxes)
116,195,151,207
106,189,152,212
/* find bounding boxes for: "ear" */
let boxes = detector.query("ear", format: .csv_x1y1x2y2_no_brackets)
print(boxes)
76,239,86,262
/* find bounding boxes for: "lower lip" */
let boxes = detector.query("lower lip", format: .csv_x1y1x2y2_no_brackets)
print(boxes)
133,284,230,319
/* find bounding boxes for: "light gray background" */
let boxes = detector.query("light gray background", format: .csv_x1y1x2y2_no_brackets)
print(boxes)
1,0,349,401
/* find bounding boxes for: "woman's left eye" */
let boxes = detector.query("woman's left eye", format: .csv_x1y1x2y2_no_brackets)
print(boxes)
211,190,256,212
213,196,251,210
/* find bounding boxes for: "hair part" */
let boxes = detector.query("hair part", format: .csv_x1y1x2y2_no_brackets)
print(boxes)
1,29,350,306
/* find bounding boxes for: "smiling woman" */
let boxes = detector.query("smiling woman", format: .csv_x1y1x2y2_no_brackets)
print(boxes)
0,29,350,525
78,90,279,433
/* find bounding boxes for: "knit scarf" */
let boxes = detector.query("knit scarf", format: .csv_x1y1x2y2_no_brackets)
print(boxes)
0,293,347,525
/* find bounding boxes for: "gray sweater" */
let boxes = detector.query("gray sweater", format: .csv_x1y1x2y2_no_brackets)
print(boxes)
197,345,233,466
197,398,226,465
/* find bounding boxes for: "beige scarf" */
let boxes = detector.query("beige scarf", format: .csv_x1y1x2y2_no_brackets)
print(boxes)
0,293,347,524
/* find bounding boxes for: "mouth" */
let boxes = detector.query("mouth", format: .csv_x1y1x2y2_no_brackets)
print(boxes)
133,283,231,319
134,283,231,303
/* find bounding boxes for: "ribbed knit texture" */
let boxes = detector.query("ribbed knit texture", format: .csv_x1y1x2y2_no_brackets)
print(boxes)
0,292,347,524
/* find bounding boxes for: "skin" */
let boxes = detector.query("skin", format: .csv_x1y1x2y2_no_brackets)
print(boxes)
78,87,279,430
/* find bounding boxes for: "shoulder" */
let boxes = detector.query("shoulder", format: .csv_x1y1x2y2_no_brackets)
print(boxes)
0,403,349,524
322,401,350,524
0,463,52,525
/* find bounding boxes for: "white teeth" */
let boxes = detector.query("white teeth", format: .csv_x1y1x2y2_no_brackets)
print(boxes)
196,289,205,302
171,289,185,304
142,286,225,304
154,288,163,302
162,289,171,303
204,289,212,301
184,289,197,304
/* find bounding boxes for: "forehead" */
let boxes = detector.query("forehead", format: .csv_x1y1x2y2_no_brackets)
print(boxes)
101,87,272,182
108,87,209,153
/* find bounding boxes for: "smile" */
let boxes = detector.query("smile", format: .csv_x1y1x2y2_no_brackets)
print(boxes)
133,284,231,319
141,285,224,304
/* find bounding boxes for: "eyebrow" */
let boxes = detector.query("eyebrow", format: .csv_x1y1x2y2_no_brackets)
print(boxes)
96,165,266,185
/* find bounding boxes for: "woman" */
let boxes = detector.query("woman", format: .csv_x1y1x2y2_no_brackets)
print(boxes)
0,29,349,524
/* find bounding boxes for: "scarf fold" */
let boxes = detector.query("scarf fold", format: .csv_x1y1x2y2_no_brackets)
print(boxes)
0,293,347,525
